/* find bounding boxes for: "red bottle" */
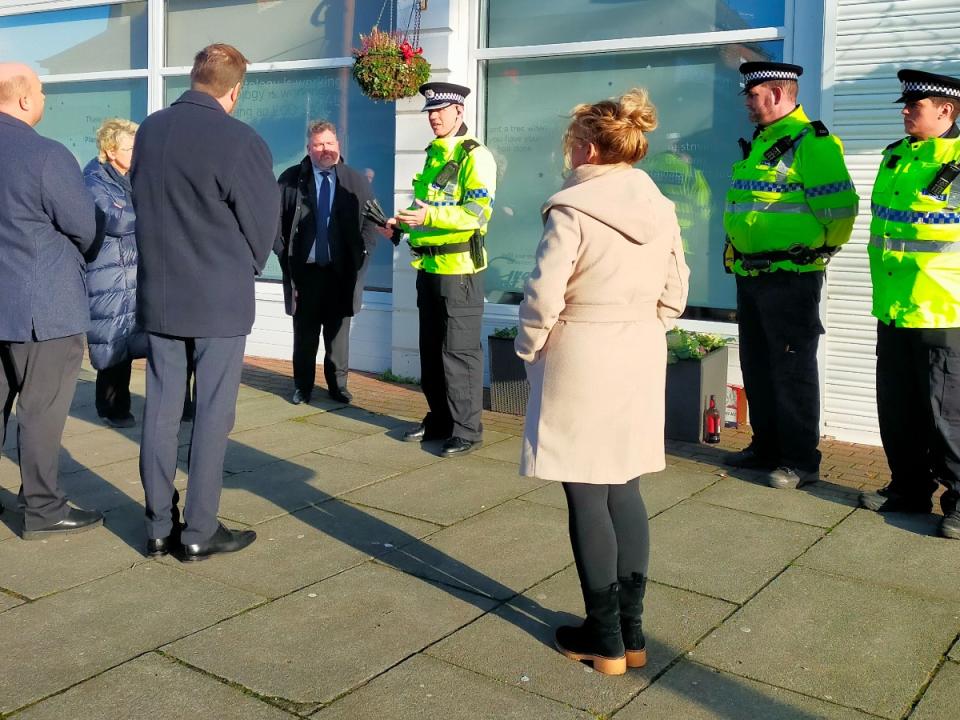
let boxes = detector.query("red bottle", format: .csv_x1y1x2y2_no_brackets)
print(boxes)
704,395,721,444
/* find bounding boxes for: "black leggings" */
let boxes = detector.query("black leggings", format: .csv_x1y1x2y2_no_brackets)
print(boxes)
562,477,649,592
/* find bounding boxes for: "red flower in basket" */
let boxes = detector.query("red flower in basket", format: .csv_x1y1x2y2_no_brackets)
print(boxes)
399,41,423,63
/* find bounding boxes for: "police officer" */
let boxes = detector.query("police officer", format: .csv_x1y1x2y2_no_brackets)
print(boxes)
387,82,497,457
859,70,960,540
722,62,859,489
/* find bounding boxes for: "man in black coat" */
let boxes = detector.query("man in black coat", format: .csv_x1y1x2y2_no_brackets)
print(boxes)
131,44,280,561
276,121,381,405
0,62,104,537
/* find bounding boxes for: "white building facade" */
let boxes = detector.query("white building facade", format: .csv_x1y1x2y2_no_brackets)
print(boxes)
2,0,959,445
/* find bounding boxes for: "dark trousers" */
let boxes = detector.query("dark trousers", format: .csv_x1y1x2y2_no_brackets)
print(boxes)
96,359,132,419
416,270,484,441
736,271,825,471
292,265,351,395
876,321,960,510
562,478,649,591
139,333,245,544
0,334,83,529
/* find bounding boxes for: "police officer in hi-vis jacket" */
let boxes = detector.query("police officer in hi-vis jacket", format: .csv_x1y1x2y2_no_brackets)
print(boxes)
722,61,859,490
859,69,960,540
387,82,497,458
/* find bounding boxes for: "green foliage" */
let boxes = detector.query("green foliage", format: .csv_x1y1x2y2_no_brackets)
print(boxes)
352,28,431,102
378,369,421,386
666,328,732,364
491,326,519,339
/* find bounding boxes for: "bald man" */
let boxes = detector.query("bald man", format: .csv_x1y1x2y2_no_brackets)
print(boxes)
0,63,104,539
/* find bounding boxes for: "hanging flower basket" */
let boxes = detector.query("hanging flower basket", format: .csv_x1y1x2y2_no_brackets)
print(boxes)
352,28,431,102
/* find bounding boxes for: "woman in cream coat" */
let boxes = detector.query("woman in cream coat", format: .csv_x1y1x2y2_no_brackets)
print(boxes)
516,88,689,675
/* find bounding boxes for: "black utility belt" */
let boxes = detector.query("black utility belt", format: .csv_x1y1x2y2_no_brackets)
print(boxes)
730,243,836,273
410,241,473,257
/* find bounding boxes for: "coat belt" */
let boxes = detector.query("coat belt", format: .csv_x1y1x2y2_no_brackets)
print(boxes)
558,303,656,323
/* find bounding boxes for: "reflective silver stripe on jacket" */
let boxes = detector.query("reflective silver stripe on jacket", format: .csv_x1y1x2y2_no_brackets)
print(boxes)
869,235,960,253
725,201,812,214
813,206,857,220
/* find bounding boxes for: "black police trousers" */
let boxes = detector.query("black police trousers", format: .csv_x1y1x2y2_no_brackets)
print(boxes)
736,271,825,471
416,270,484,442
876,321,960,512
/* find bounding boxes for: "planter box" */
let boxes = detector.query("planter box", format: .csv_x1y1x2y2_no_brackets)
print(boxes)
665,346,729,443
487,335,529,416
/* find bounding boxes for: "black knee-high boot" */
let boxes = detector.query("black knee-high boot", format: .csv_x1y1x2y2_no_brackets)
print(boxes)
555,582,627,675
619,572,647,668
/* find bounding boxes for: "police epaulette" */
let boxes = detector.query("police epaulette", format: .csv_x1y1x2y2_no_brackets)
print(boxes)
885,138,906,151
810,120,829,137
461,139,481,154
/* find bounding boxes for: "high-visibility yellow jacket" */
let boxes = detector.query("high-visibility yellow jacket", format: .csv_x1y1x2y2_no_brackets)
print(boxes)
404,132,497,275
723,105,859,275
870,130,960,328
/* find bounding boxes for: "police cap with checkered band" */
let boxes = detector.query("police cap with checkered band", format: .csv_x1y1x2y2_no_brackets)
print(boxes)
738,62,803,94
419,82,470,111
895,69,960,103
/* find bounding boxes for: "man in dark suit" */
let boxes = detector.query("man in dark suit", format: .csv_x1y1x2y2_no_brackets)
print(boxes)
132,44,280,561
0,62,104,538
276,121,381,405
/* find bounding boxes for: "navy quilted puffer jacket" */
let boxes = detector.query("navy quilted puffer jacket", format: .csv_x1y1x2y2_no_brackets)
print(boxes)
83,159,147,370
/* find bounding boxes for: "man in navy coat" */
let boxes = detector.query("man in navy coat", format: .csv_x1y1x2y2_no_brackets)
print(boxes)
0,63,104,538
131,44,281,561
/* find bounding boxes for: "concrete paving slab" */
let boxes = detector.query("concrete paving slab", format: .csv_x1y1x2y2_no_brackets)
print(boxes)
648,501,824,603
170,502,440,598
347,455,541,526
696,477,855,528
473,435,522,464
164,563,498,705
619,660,876,719
796,509,960,602
428,565,734,716
231,395,324,433
691,566,960,719
218,452,399,525
303,406,410,435
0,456,19,489
519,481,565,509
318,431,445,472
314,653,591,720
9,653,292,720
0,592,23,612
59,428,143,473
224,422,361,473
0,508,145,598
911,660,960,720
0,563,263,715
951,639,959,662
378,499,570,600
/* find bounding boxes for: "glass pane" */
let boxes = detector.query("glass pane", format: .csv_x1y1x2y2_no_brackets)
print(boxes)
487,0,784,47
166,0,389,65
37,78,148,165
484,41,782,310
0,3,147,74
166,70,396,288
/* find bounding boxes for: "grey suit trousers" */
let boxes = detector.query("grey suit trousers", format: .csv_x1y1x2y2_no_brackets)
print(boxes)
139,333,245,544
0,334,83,529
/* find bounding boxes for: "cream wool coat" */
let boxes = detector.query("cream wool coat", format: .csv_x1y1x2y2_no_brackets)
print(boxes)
515,163,689,484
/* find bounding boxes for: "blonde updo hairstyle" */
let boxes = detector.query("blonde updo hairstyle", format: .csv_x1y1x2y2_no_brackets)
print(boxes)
562,88,658,169
95,118,138,163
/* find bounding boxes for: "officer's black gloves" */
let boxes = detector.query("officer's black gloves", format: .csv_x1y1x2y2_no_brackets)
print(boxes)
363,199,402,246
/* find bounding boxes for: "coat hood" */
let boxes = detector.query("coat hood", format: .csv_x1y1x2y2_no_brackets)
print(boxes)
542,163,675,245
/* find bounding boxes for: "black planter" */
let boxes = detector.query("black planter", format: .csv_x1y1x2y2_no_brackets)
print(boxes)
665,346,729,443
487,335,529,415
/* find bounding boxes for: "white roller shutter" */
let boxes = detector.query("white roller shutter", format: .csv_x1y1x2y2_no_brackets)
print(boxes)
821,0,960,443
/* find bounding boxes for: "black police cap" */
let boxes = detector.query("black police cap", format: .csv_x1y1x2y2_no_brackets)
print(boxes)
419,82,471,112
739,62,803,93
895,69,960,103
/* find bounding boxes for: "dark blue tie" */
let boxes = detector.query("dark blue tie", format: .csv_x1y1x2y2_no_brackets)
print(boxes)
314,171,331,265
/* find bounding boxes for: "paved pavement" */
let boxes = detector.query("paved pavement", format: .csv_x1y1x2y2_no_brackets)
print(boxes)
0,360,957,719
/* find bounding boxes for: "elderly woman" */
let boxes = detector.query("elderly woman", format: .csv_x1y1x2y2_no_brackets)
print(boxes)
516,89,689,675
84,118,146,428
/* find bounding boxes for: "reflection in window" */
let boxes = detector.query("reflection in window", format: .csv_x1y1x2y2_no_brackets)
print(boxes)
37,79,148,165
166,70,395,288
483,42,782,310
165,0,389,65
0,3,148,74
487,0,784,48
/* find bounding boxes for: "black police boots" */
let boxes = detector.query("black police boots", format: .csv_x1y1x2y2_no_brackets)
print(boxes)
555,582,627,675
618,573,648,669
859,486,932,514
722,445,777,470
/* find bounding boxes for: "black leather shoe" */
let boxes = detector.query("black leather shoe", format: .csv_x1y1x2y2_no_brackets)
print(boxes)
440,436,480,458
147,523,183,558
940,511,960,540
176,523,256,562
21,507,104,540
329,387,353,404
859,489,932,513
402,422,449,443
101,413,136,429
292,389,311,405
722,446,777,470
